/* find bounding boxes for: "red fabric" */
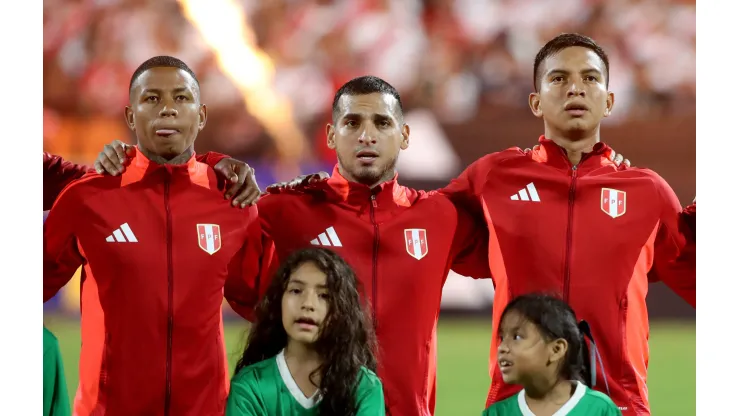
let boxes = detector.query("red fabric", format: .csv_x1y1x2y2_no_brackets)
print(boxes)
43,149,263,416
257,166,490,416
43,152,229,210
441,136,695,416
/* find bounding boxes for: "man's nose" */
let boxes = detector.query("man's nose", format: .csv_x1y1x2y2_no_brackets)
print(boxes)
358,128,377,145
567,81,586,97
159,102,178,117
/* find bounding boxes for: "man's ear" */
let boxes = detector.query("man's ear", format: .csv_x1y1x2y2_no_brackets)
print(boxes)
124,106,135,131
400,124,410,150
529,92,543,118
326,123,336,150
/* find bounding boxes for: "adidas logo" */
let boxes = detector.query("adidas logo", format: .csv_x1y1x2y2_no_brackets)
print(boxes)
105,223,139,243
310,226,342,247
510,183,540,202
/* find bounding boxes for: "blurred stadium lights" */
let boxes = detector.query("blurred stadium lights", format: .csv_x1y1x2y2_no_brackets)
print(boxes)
177,0,305,171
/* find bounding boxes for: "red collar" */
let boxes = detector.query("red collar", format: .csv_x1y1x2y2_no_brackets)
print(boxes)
325,165,412,209
130,147,201,177
531,135,616,172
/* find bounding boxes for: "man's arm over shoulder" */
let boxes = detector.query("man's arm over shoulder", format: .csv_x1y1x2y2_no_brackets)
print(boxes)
449,202,490,279
44,177,92,302
43,152,93,211
648,174,695,307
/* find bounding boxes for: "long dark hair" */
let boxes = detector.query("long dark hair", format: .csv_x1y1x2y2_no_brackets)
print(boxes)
234,247,377,416
500,293,591,386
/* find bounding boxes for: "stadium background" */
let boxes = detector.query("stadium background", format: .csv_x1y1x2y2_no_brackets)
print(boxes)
42,0,695,414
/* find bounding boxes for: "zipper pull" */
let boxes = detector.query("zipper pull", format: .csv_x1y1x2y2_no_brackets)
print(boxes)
371,194,377,208
571,165,577,177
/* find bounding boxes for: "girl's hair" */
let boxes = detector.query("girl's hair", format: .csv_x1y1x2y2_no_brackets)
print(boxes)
501,293,591,386
234,247,377,416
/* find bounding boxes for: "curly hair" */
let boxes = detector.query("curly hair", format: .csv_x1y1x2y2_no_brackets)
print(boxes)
234,247,377,416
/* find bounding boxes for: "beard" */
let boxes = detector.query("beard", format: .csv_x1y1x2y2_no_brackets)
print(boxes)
336,151,398,187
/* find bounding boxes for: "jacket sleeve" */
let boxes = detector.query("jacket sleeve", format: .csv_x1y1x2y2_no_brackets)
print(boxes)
648,178,695,307
44,152,93,211
44,181,85,302
195,151,229,167
439,154,493,224
449,205,490,279
225,205,265,321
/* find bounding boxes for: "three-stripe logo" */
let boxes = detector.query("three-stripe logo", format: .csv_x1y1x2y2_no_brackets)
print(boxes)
510,183,540,202
105,223,138,243
310,226,342,247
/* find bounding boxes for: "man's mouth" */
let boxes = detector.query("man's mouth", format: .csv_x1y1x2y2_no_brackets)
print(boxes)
155,129,180,137
564,103,588,116
356,149,379,163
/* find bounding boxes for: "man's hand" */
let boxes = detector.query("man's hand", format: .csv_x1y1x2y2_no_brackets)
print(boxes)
265,172,330,194
94,140,260,207
215,158,261,207
94,140,135,175
524,145,631,167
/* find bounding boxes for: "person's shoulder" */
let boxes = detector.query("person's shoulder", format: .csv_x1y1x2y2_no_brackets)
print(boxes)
581,387,621,411
481,394,519,415
357,366,382,387
43,327,60,354
232,357,277,384
55,171,120,203
472,148,525,170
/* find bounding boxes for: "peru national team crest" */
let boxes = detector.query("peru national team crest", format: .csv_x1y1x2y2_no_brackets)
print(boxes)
404,229,428,260
197,224,222,255
600,188,627,219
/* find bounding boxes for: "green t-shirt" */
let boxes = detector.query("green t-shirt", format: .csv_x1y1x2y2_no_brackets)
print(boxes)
483,381,622,416
226,350,384,415
43,327,71,416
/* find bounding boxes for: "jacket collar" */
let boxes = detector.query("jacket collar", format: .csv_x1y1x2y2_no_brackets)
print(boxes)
325,165,412,210
129,146,200,178
531,135,616,173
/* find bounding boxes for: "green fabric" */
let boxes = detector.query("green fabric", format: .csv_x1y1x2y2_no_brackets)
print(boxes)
43,327,71,416
483,382,622,416
226,354,384,415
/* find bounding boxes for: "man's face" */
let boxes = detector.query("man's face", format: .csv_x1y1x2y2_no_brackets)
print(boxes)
327,93,409,186
529,47,614,137
125,67,206,160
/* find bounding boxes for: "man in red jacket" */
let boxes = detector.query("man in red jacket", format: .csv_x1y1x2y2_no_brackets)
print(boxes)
257,36,695,416
439,34,695,416
44,56,264,416
96,75,491,416
44,149,259,211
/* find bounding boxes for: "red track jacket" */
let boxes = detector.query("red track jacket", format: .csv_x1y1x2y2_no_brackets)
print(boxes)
257,166,490,416
442,137,695,416
43,150,263,416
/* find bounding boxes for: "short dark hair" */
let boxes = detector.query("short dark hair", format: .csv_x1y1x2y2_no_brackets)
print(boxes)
500,293,591,386
533,33,610,92
331,76,403,124
128,55,199,94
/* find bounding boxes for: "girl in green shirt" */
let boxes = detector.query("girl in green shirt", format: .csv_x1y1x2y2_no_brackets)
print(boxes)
226,247,384,416
483,294,621,416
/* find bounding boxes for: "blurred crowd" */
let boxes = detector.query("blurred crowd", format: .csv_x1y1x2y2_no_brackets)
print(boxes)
43,0,695,166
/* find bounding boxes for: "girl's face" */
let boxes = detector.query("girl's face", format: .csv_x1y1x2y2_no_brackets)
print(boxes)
281,262,330,345
496,310,565,385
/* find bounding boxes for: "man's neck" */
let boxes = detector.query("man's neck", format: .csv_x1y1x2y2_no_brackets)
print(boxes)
138,146,194,166
544,127,601,166
284,341,323,393
338,166,396,189
524,378,575,412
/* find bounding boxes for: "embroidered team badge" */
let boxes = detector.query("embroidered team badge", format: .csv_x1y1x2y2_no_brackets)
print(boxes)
197,224,222,255
600,188,627,218
404,229,428,260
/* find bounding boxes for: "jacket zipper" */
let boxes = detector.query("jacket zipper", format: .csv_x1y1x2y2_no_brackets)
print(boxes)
164,176,174,415
563,164,578,302
369,194,379,329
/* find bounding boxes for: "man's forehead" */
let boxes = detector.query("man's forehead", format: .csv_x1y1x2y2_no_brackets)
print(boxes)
338,92,398,116
544,47,606,74
132,67,198,93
